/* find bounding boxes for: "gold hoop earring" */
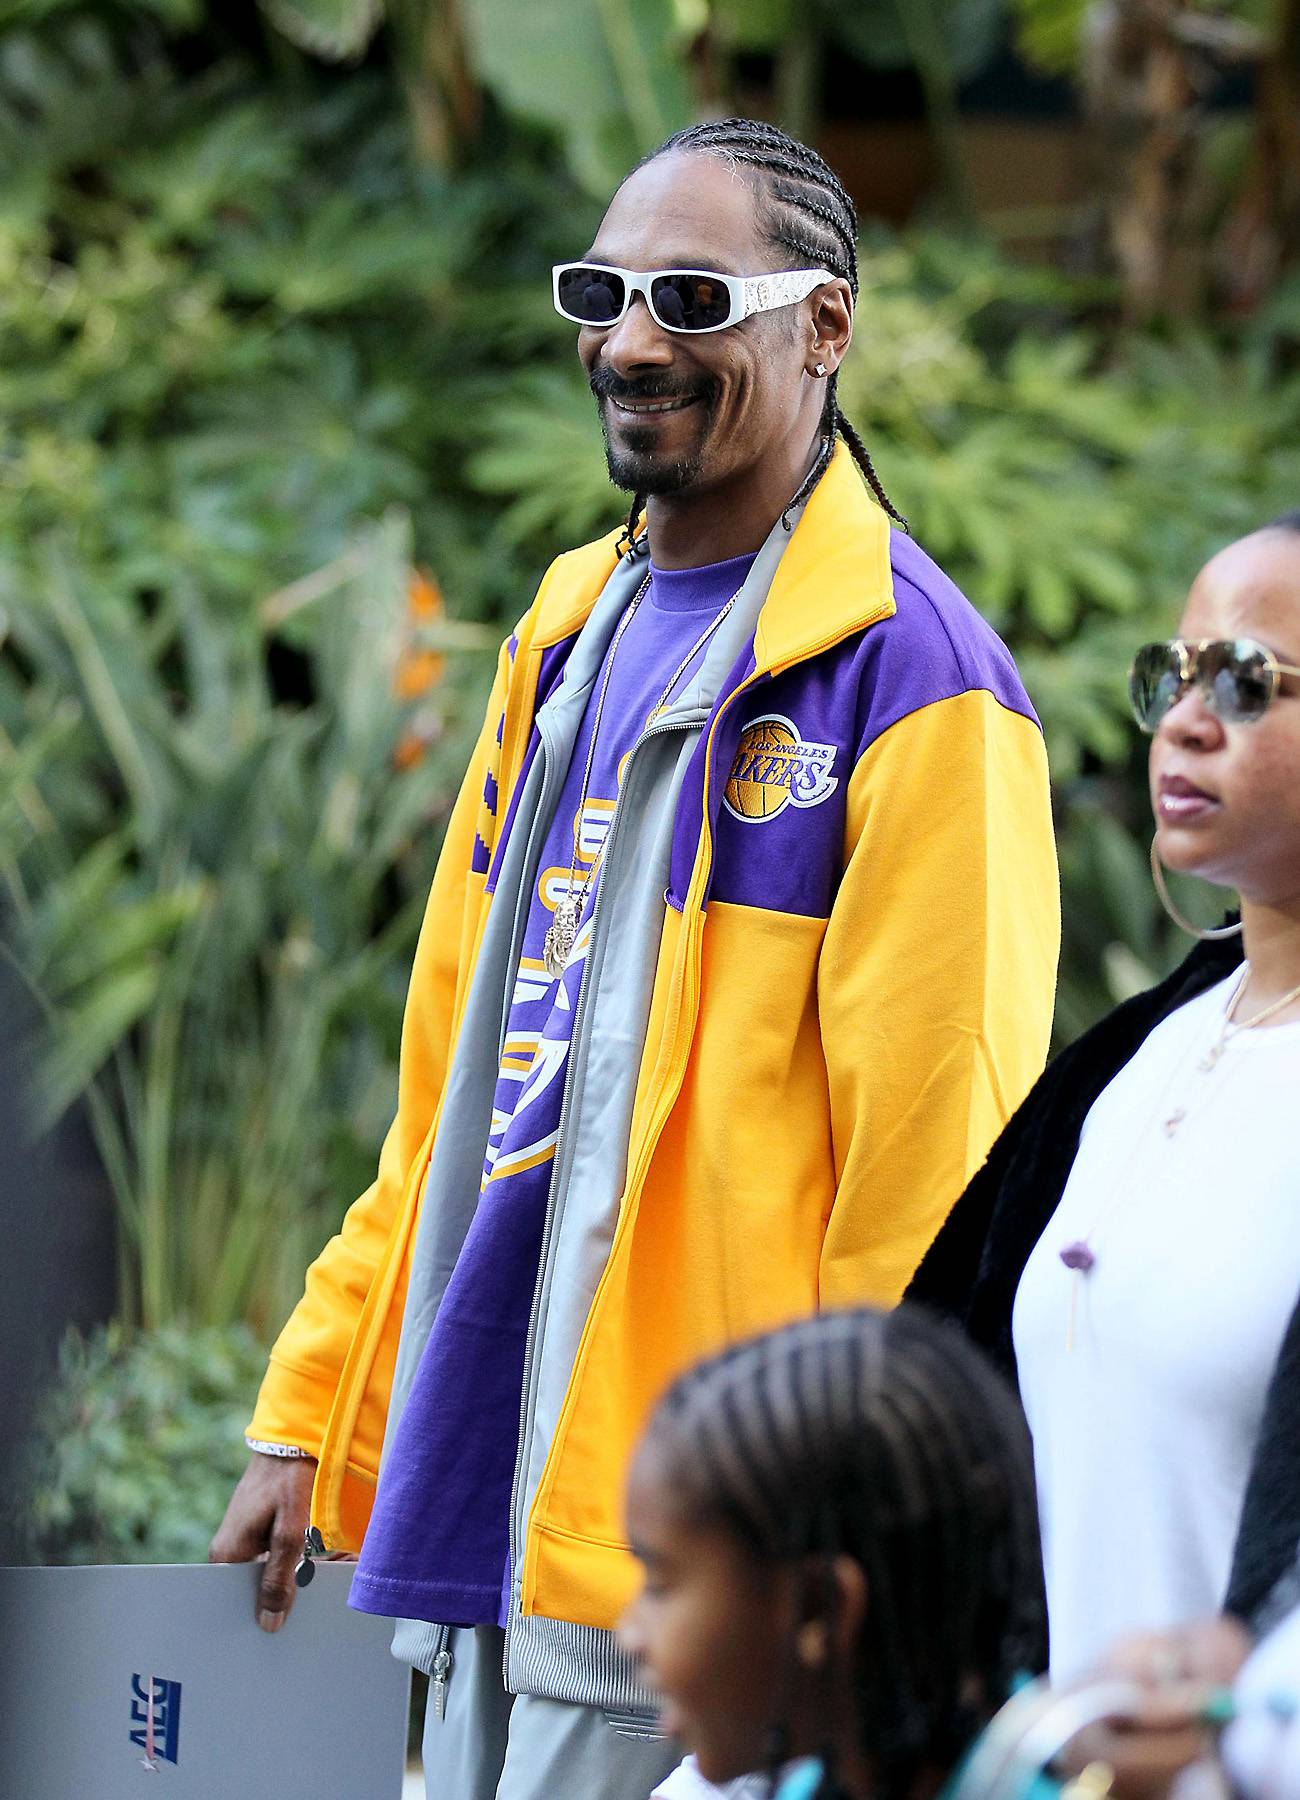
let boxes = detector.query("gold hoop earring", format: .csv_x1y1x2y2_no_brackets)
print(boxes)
1149,836,1242,941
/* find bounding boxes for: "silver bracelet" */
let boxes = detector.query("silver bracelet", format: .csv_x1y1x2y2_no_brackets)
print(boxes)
245,1436,308,1459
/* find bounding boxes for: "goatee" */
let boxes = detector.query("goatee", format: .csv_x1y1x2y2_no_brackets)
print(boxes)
589,366,717,496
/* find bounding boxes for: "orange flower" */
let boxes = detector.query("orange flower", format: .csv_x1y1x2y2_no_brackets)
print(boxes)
395,568,447,701
395,648,444,701
393,729,428,771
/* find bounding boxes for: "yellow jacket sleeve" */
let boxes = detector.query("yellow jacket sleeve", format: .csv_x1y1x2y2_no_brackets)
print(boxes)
246,644,512,1454
816,688,1060,1309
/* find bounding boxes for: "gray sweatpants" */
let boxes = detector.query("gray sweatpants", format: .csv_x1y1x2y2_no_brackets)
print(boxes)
422,1625,680,1800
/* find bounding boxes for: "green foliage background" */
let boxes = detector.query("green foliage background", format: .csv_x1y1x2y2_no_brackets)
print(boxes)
15,1324,267,1563
4,1,1297,1556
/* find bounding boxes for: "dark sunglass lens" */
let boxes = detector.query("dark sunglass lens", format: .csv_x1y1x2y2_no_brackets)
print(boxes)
1129,644,1183,730
1202,639,1273,722
558,266,625,325
651,272,731,331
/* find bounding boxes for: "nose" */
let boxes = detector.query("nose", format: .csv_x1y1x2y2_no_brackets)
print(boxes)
1157,683,1226,750
595,294,676,377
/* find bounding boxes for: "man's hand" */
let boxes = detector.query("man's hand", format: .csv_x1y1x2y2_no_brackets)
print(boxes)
209,1453,318,1633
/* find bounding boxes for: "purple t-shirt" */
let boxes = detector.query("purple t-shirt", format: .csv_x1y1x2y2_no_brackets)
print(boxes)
350,551,755,1627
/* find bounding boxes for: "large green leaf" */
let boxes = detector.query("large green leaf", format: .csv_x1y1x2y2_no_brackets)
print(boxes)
258,0,385,59
709,0,795,49
462,0,692,192
829,0,1004,81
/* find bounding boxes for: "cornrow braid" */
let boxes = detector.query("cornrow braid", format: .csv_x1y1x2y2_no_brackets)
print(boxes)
640,118,907,530
642,1307,1045,1800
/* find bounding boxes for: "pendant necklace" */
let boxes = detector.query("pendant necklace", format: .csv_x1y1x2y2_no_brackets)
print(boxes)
1058,964,1300,1350
541,573,744,979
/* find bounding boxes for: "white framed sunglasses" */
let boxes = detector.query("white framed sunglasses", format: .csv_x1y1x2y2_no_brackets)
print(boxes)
552,262,834,335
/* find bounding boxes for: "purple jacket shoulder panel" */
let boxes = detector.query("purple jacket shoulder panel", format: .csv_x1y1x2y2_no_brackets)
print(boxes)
871,536,1040,740
695,536,1041,920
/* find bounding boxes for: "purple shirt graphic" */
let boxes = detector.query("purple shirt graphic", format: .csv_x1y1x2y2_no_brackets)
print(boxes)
350,551,755,1626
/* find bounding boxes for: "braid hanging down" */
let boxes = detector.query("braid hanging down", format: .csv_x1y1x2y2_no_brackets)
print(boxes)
627,117,907,536
641,1307,1045,1800
617,488,648,558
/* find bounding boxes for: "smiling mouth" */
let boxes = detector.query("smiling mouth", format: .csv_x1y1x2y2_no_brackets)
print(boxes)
610,395,699,416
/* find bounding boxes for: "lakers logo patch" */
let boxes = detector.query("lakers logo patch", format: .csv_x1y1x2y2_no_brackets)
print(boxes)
723,714,838,823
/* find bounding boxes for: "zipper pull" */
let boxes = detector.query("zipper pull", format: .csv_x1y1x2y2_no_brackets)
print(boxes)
430,1645,455,1721
293,1524,327,1588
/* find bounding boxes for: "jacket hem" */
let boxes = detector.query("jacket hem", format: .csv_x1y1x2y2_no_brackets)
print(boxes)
506,1609,659,1713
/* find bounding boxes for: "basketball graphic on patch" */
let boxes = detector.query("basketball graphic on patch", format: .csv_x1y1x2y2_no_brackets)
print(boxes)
725,717,798,819
723,712,840,824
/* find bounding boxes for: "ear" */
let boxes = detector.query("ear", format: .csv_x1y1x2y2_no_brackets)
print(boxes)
790,1554,868,1667
806,278,853,380
825,1554,868,1663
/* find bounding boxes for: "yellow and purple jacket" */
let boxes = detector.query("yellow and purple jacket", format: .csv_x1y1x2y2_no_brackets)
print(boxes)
248,447,1060,1698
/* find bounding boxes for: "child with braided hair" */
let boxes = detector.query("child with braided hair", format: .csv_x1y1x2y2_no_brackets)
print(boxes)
620,1306,1046,1800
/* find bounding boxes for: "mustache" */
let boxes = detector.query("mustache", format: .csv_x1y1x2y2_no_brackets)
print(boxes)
588,366,718,407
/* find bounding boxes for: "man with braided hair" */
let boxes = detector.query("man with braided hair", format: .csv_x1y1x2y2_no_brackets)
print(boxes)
210,119,1060,1800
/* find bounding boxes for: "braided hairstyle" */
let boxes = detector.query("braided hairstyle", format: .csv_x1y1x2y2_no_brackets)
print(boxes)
640,1306,1044,1800
617,116,907,553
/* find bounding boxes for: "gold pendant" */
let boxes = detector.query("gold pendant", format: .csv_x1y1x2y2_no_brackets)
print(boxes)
543,895,581,978
1198,1042,1226,1072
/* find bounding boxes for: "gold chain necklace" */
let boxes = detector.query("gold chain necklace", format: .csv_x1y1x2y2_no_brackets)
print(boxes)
1159,965,1300,1131
540,572,744,978
1196,966,1300,1071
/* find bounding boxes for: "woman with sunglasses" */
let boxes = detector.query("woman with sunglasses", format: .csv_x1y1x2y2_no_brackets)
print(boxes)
909,513,1300,1683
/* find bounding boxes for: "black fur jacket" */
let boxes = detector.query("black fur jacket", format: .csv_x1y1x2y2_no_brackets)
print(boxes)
906,931,1300,1631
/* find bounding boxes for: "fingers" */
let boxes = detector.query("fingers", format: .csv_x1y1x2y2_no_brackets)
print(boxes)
1098,1728,1210,1800
1104,1619,1252,1699
206,1453,317,1633
208,1491,274,1567
1120,1685,1221,1733
257,1516,304,1633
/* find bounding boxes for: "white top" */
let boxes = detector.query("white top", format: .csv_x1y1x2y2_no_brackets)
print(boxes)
651,1759,768,1800
1012,972,1300,1680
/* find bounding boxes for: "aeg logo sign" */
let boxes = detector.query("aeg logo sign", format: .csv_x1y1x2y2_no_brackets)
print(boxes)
129,1673,182,1770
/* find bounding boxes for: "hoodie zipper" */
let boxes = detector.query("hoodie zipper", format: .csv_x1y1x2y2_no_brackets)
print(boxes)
502,706,706,1681
429,1625,455,1720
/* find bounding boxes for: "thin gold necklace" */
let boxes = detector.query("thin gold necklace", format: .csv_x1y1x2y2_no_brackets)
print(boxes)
1197,966,1300,1070
1059,964,1300,1349
540,573,743,978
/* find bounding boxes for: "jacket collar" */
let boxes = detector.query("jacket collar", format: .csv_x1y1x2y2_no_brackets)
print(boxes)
525,442,894,672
